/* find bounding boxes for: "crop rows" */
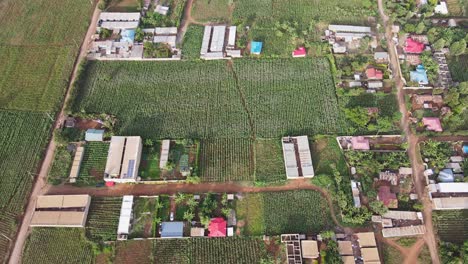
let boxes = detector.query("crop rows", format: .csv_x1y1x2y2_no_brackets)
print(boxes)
233,0,371,26
73,59,344,139
433,210,468,244
22,228,93,264
78,142,109,183
262,190,332,234
153,237,268,264
115,240,153,264
0,111,51,262
86,197,122,241
199,138,253,181
255,139,286,182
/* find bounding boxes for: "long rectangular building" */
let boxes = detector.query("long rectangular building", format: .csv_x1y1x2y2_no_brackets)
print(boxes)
210,26,226,52
30,195,91,228
104,136,142,183
282,136,314,179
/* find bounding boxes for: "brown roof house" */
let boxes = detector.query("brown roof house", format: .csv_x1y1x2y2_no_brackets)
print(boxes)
30,195,91,227
378,186,398,208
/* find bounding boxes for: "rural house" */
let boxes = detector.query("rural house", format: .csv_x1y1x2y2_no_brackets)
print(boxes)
366,67,383,80
301,240,319,259
374,52,389,63
208,217,227,237
429,183,468,210
422,117,443,132
378,186,398,208
161,222,184,238
104,136,143,183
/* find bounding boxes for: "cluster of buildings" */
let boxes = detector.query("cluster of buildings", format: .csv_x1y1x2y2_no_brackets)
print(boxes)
200,25,241,60
281,136,314,179
325,25,375,54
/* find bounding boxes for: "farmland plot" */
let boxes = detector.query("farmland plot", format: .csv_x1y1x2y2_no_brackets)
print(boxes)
77,142,109,185
0,46,76,112
86,197,122,241
0,0,92,45
433,210,468,244
0,111,51,261
73,59,344,139
255,139,286,182
115,240,153,264
448,55,468,82
199,138,253,181
153,237,270,264
23,228,93,264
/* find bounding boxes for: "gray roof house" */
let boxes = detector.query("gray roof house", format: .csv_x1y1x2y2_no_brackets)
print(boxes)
161,222,184,238
85,129,104,142
374,52,389,62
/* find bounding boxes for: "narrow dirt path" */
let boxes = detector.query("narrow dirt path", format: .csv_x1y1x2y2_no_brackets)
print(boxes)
404,238,426,264
176,0,195,44
46,179,343,227
7,3,101,264
377,0,440,263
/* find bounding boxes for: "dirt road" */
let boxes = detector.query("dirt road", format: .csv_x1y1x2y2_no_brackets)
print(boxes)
47,179,343,227
377,0,440,263
7,4,101,264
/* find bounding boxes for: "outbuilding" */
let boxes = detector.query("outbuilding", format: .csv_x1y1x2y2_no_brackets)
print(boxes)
85,129,104,142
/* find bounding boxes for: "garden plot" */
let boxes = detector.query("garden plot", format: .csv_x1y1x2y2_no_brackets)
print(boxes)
86,197,122,242
129,197,160,238
77,142,109,186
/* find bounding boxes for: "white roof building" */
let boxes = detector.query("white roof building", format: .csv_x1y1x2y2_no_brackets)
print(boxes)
155,27,178,35
118,195,134,239
69,147,84,183
435,1,449,14
159,140,170,169
431,183,468,193
100,12,141,21
153,35,177,49
100,21,139,30
104,136,142,183
227,26,236,49
282,136,314,179
210,26,226,52
201,26,212,55
328,25,372,33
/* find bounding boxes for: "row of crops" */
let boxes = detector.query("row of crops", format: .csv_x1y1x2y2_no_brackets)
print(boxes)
236,190,333,235
433,210,468,244
73,58,345,139
22,228,93,264
0,111,52,262
85,197,122,242
152,237,269,264
77,142,110,185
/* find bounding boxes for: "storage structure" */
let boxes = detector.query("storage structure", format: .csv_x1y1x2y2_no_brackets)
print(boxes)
69,147,84,183
30,195,91,228
104,136,142,183
282,136,314,179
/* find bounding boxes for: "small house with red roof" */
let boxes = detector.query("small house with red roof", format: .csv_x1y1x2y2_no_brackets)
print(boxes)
405,38,425,54
422,117,443,132
292,47,306,58
365,68,383,80
208,217,226,237
377,186,398,208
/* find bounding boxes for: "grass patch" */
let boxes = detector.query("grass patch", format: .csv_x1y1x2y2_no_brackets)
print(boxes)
191,0,231,22
254,139,286,182
448,55,468,82
236,193,265,235
418,244,431,263
182,25,204,60
48,146,72,185
23,228,93,264
383,244,404,264
396,237,418,248
115,240,153,264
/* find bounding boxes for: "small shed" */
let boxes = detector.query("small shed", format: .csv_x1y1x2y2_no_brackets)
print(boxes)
161,222,184,238
338,241,353,256
85,129,104,142
292,47,306,58
356,232,377,248
65,117,76,128
301,240,319,259
250,41,263,55
190,227,205,237
463,145,468,154
227,227,234,237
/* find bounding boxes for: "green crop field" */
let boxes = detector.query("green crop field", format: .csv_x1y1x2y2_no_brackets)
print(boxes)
77,142,109,185
182,25,204,60
255,139,286,182
448,55,468,82
199,138,253,182
237,190,332,235
115,240,153,264
73,59,344,139
22,228,93,264
0,111,52,261
433,210,468,244
86,197,122,242
153,237,270,264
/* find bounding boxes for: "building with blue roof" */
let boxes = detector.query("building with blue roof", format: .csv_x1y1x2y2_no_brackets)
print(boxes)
463,145,468,154
160,222,184,238
250,41,263,55
120,29,136,43
410,64,429,85
85,129,105,142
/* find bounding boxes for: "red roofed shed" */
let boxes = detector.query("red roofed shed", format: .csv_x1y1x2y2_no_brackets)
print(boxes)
292,47,307,58
405,38,425,54
366,68,383,80
422,117,443,132
208,217,226,237
351,136,370,150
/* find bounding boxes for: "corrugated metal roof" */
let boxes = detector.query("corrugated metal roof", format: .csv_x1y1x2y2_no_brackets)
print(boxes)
228,26,236,47
105,136,125,177
155,27,177,35
121,137,142,180
69,147,84,180
36,195,90,208
210,26,226,52
382,210,419,220
433,197,468,210
357,232,376,247
161,222,184,238
296,136,314,177
282,140,299,178
159,140,170,169
437,183,468,193
85,129,104,141
100,21,139,30
118,196,133,234
153,35,176,47
382,225,426,237
100,12,141,21
201,26,212,55
328,25,372,33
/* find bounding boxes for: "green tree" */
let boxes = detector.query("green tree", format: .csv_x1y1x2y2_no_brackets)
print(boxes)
433,38,446,50
415,22,426,34
369,200,388,215
183,210,194,221
175,193,186,204
345,107,370,128
450,40,467,56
